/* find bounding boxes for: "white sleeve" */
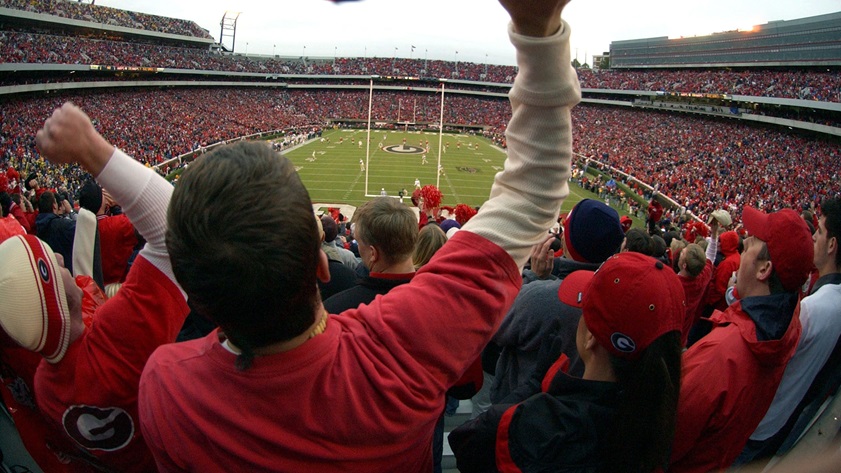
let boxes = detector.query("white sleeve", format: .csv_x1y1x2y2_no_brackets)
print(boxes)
95,149,182,294
705,234,718,262
462,20,580,269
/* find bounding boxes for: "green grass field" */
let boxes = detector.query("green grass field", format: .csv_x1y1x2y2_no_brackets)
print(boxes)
279,128,642,226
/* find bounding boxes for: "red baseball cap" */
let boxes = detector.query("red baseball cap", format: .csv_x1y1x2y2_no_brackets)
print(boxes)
559,252,685,360
741,206,813,292
619,216,633,233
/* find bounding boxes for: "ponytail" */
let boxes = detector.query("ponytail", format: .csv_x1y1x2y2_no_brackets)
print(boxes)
600,331,682,473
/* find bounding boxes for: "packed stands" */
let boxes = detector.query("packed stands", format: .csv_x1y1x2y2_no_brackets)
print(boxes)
2,30,840,102
1,3,838,226
3,0,212,39
571,105,840,221
2,85,837,225
577,68,841,102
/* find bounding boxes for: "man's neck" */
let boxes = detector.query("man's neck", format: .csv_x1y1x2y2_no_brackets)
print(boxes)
818,266,840,279
371,259,415,275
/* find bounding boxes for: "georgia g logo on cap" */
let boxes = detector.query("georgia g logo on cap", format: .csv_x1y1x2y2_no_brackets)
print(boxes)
37,258,51,282
611,332,636,353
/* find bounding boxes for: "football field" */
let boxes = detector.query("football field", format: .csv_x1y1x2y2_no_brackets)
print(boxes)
279,128,639,225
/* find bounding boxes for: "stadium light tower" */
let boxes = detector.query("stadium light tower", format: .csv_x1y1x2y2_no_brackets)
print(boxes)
219,11,241,53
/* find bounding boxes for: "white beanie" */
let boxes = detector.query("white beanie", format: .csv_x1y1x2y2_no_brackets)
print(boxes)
0,235,72,363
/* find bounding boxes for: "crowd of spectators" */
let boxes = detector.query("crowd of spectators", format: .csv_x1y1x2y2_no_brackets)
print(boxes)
2,87,837,227
571,105,840,222
577,68,841,102
3,30,840,102
4,0,212,39
4,7,841,473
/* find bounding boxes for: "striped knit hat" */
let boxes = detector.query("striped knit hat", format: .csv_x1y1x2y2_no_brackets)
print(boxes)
0,235,72,363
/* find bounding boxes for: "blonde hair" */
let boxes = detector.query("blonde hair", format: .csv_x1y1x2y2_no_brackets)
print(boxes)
413,224,447,270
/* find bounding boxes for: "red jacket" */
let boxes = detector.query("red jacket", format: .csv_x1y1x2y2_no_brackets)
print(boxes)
670,294,802,472
8,201,31,233
97,213,139,285
678,260,713,346
647,200,664,222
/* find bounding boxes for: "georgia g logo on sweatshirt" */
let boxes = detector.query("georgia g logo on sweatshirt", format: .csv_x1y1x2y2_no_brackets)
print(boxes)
62,405,134,451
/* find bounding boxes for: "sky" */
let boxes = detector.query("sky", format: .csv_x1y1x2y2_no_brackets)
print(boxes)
95,0,840,66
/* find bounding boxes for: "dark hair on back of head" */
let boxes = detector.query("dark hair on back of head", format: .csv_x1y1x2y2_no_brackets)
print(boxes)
624,228,652,256
167,142,320,370
0,192,10,217
821,197,841,267
78,179,103,214
600,331,682,473
650,235,667,259
38,191,56,214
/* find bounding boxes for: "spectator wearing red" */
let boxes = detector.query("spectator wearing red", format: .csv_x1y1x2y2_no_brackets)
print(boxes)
0,104,189,472
670,207,814,472
647,197,664,235
676,228,717,347
136,1,581,468
0,192,26,241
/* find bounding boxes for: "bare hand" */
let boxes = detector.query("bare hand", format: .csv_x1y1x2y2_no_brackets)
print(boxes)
709,218,719,237
529,235,556,279
36,102,114,176
498,0,570,37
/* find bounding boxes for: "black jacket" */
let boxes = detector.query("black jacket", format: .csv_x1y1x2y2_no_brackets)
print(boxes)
322,273,414,314
450,371,619,473
35,212,76,273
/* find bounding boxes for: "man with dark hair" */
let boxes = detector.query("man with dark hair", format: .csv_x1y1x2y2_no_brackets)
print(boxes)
670,207,814,472
621,227,653,255
138,0,581,470
737,197,841,465
323,197,417,313
35,190,77,273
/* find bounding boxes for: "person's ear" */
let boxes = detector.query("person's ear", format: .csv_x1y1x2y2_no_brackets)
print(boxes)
316,250,330,283
757,260,773,283
368,245,380,266
582,329,598,353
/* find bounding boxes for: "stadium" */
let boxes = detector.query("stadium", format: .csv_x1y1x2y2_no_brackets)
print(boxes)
1,1,840,472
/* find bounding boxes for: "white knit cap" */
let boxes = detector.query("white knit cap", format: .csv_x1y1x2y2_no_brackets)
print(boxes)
0,235,72,363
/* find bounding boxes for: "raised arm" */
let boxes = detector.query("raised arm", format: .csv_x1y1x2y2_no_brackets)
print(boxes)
462,0,579,269
35,103,181,290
